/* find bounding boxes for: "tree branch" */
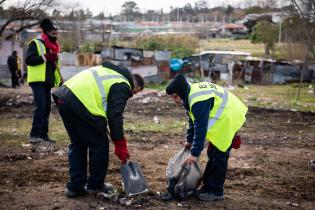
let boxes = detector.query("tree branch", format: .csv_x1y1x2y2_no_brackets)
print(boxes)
0,0,7,6
5,20,40,40
0,0,54,38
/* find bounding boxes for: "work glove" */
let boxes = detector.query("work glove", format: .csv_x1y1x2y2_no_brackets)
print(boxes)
232,135,241,149
44,53,58,63
113,138,129,164
184,142,192,150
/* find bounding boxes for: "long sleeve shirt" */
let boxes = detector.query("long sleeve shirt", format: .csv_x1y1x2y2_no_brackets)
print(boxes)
185,96,214,157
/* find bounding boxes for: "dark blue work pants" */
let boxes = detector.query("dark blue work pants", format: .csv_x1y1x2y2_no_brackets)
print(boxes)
58,101,109,192
30,83,51,139
203,146,231,196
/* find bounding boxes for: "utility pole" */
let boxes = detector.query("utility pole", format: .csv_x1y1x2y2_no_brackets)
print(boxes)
278,19,282,44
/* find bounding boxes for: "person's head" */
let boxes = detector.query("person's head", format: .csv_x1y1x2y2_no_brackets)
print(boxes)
166,74,189,103
40,18,58,42
132,74,144,94
12,51,17,56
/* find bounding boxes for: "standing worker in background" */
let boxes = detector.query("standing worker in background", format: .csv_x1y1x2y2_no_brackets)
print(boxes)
166,74,248,201
7,51,19,88
52,61,144,198
25,18,62,144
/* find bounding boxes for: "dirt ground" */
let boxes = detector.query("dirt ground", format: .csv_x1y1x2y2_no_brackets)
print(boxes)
0,86,314,210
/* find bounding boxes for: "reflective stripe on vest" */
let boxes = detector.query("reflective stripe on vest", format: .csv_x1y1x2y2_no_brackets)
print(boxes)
188,88,228,130
36,39,45,56
89,68,129,112
64,66,131,117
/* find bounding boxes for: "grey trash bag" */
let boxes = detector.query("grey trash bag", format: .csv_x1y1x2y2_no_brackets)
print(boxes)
166,148,203,200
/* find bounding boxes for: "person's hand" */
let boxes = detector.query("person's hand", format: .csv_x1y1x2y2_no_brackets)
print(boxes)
183,154,197,165
113,138,129,164
44,53,58,62
184,142,192,150
59,78,64,87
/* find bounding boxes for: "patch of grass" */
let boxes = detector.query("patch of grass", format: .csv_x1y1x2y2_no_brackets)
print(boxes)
199,39,281,57
0,116,68,146
145,83,168,91
232,83,315,112
125,118,187,134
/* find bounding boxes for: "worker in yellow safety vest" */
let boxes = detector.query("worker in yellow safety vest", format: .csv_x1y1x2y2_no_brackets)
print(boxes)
25,18,62,144
52,61,144,198
165,74,248,201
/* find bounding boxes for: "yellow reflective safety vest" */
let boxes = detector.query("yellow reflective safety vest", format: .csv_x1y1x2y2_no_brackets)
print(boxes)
188,82,248,152
64,66,131,118
27,39,61,87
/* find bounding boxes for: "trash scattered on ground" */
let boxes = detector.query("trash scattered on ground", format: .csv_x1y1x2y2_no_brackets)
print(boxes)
308,160,315,170
32,141,58,153
153,116,160,124
308,85,314,94
53,149,66,156
119,197,133,206
177,202,190,207
97,189,157,207
286,202,299,207
177,203,183,207
22,143,31,147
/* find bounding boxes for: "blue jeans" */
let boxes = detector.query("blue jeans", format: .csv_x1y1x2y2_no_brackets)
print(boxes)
58,101,109,192
30,83,51,139
202,146,231,196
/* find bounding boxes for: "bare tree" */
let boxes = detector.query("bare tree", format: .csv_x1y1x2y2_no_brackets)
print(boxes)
244,0,254,8
0,0,55,39
287,0,315,99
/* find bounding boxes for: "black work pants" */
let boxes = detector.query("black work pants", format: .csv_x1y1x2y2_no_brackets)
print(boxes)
30,83,51,139
11,72,19,88
203,145,231,196
58,101,109,192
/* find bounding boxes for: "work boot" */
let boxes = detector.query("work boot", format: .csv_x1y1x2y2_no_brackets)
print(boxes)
29,137,43,144
43,137,56,144
86,183,115,195
194,185,207,196
198,192,224,201
65,189,87,198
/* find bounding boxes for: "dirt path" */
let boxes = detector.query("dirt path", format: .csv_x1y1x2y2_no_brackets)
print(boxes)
0,87,314,210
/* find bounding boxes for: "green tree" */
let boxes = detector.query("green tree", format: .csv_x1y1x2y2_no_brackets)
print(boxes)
85,9,93,19
225,5,234,23
94,11,105,20
183,3,194,21
250,21,279,55
121,1,139,21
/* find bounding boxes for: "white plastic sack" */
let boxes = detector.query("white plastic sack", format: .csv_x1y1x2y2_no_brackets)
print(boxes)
166,148,190,178
166,148,203,200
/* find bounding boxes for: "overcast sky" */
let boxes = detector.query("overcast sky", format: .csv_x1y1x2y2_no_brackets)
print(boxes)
62,0,242,15
6,0,244,16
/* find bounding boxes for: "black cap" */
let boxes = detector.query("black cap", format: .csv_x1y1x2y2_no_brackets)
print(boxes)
40,18,58,33
166,74,189,99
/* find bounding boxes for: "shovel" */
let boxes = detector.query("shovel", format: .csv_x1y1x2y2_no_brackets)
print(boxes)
120,161,149,196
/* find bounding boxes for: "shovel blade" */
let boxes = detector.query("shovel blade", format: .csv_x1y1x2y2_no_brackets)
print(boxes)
120,161,149,196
